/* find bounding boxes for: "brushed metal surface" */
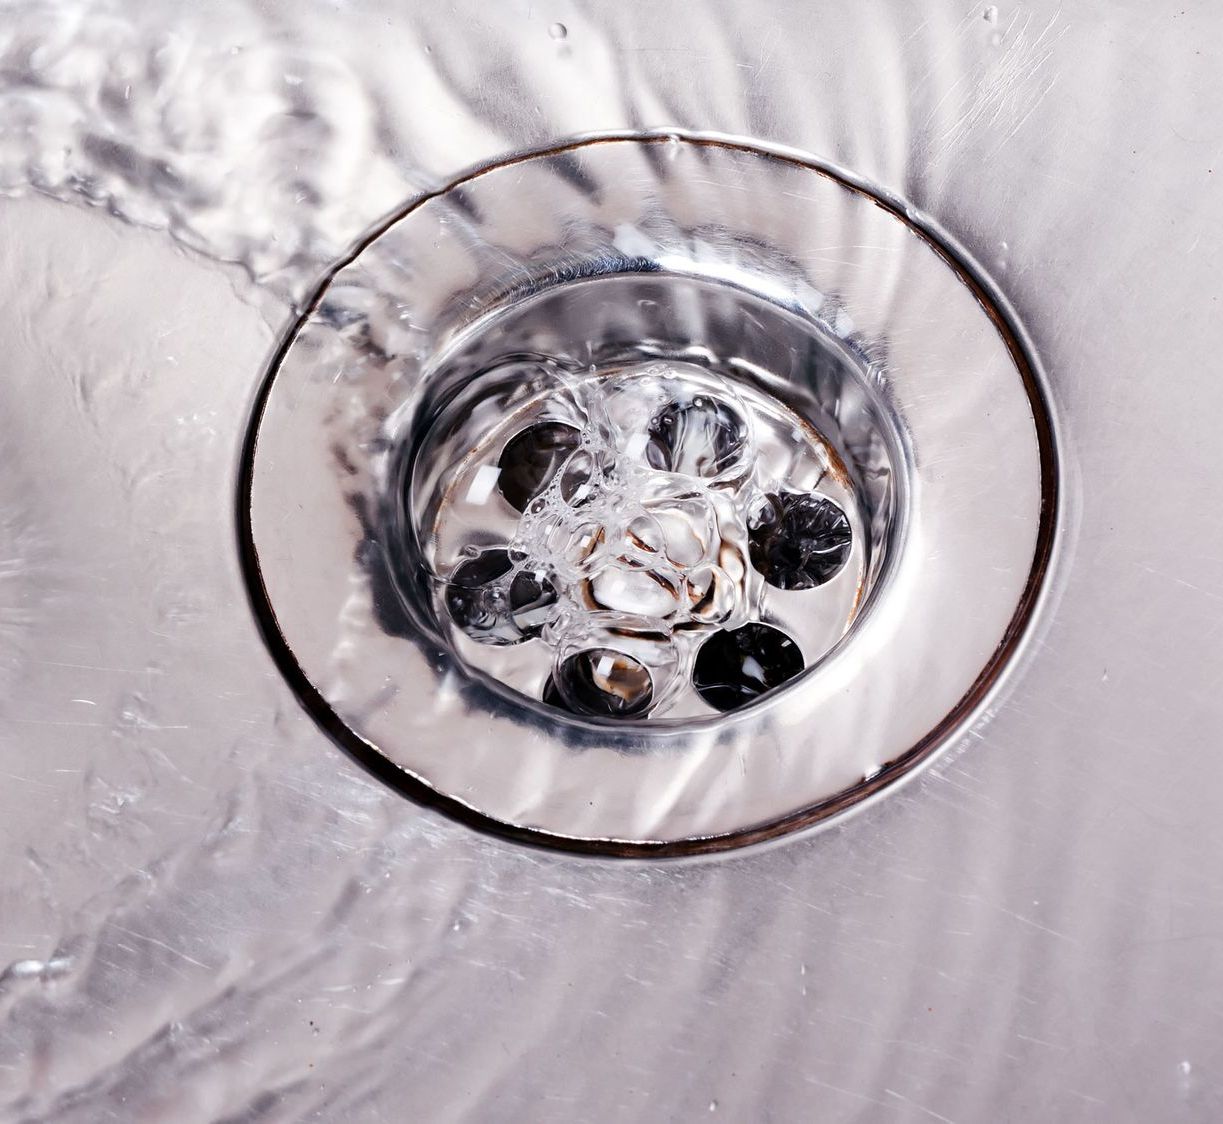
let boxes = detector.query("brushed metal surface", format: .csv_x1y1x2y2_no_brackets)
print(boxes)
1,0,1221,1120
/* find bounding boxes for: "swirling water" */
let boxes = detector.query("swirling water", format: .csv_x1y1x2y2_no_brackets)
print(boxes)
3,1,1223,1121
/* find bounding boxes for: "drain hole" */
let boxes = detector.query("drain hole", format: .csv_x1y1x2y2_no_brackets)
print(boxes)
548,648,654,718
497,421,582,512
748,493,853,590
403,275,896,723
421,356,865,720
693,623,805,712
444,549,558,646
645,390,748,479
246,136,1051,846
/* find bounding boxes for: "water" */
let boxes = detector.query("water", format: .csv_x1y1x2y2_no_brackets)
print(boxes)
415,359,864,720
2,2,1214,1121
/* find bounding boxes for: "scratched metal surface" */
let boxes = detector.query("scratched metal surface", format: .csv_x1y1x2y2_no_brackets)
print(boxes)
1,1,1221,1120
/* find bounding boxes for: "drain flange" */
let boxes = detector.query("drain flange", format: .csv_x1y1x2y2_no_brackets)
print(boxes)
241,135,1056,854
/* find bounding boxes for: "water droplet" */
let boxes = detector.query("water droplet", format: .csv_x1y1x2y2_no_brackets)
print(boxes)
748,493,852,590
551,648,653,718
444,549,557,644
693,623,804,711
549,22,568,40
983,5,998,22
498,422,581,512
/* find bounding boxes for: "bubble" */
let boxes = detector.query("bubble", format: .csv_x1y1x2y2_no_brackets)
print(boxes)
584,566,682,618
693,623,804,712
681,564,736,626
646,392,748,479
545,521,604,574
551,648,652,718
497,422,581,512
444,549,557,644
548,22,568,39
644,494,716,567
558,446,610,507
508,568,561,636
624,513,665,559
748,492,852,590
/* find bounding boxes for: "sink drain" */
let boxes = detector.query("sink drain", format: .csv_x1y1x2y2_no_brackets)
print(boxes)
240,135,1056,853
410,354,867,722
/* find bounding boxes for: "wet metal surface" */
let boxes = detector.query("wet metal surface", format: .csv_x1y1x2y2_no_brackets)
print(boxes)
2,0,1223,1120
245,137,1050,849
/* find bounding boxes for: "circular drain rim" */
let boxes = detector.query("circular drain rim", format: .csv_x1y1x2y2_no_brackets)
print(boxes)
238,132,1059,857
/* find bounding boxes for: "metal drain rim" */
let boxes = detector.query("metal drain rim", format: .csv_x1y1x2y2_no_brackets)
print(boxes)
238,131,1060,856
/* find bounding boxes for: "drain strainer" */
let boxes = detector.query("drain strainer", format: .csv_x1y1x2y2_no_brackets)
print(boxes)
241,135,1056,854
414,354,866,722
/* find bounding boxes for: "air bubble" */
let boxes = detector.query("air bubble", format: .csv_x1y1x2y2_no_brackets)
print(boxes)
558,446,609,506
681,564,736,626
585,566,682,618
644,494,716,568
624,513,665,559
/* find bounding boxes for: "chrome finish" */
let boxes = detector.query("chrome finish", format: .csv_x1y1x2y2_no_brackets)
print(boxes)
245,138,1053,849
0,2,1218,1119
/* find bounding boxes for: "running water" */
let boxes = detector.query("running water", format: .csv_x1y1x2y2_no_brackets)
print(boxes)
1,2,1199,1122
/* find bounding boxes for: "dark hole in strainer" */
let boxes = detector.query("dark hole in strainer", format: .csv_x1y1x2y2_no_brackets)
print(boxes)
547,648,654,718
693,622,804,712
497,422,582,512
748,492,852,591
444,549,557,645
646,394,747,478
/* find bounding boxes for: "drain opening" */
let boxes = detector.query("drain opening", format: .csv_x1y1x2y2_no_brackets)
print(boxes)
414,360,847,719
398,275,898,724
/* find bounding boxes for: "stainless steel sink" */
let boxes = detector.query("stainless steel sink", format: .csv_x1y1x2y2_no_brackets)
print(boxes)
1,1,1219,1119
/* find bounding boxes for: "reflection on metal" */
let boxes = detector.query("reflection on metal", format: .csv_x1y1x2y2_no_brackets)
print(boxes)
6,1,1216,1118
243,137,1056,852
